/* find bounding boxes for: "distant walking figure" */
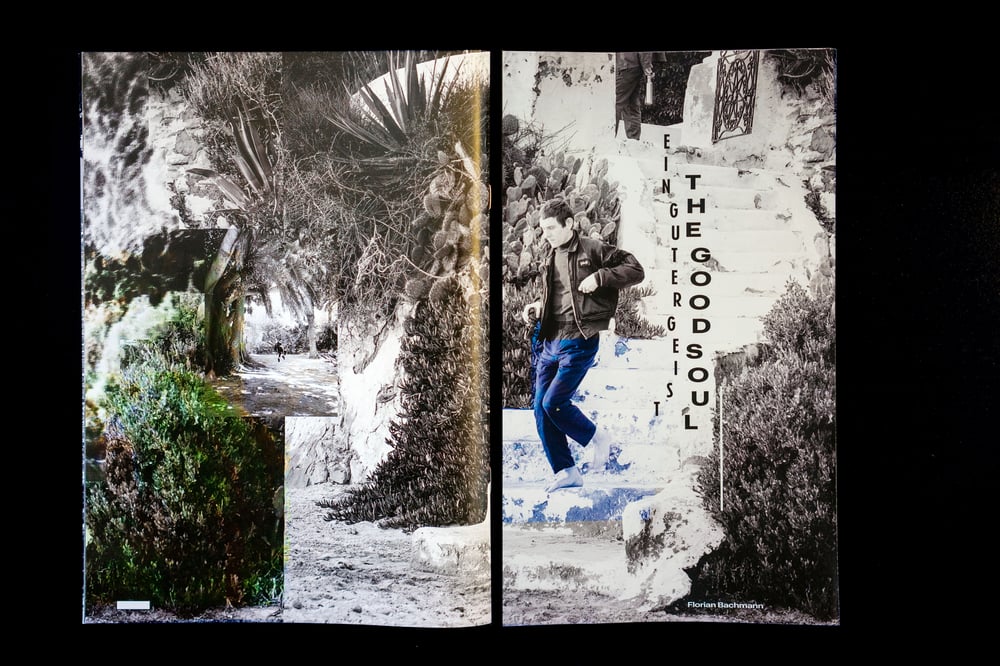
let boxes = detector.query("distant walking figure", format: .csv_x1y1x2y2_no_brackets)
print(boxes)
275,342,286,362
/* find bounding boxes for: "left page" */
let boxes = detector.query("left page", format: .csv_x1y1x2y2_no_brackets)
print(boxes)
81,51,491,626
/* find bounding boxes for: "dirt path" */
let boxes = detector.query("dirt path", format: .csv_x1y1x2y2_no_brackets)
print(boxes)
216,353,491,626
283,483,491,627
210,353,340,427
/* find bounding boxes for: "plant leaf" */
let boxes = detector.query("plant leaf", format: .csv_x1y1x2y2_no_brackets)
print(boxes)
238,102,273,190
187,168,249,210
232,107,269,194
429,55,453,120
384,52,408,135
233,151,263,195
358,83,406,145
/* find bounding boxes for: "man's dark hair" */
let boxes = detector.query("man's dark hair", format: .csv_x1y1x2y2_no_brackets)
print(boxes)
541,198,574,226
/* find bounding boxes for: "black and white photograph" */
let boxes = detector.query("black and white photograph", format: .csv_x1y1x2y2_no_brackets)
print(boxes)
500,49,838,626
81,50,491,626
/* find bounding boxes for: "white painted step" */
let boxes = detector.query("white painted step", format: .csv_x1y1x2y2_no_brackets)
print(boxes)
503,439,682,485
591,337,678,371
653,185,785,211
637,158,789,190
637,292,785,321
641,268,797,299
653,245,811,275
502,523,626,594
651,202,795,231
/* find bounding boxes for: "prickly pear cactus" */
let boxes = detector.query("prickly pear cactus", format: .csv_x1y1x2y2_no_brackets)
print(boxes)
500,117,629,407
404,144,490,305
501,135,622,288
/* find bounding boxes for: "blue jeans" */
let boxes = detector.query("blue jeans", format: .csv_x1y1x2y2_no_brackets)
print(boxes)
534,337,599,473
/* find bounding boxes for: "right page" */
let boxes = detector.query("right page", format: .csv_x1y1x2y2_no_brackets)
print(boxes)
500,49,838,626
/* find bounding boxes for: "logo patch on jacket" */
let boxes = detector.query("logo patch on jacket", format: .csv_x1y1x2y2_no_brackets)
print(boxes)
578,258,592,268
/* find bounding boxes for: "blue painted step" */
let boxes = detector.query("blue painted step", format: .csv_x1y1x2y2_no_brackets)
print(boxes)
502,483,661,524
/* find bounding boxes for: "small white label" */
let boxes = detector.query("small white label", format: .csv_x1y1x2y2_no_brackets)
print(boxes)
116,600,151,610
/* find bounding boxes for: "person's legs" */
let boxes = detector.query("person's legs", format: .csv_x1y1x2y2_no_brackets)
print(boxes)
534,338,599,473
616,67,643,139
626,74,643,139
616,67,641,138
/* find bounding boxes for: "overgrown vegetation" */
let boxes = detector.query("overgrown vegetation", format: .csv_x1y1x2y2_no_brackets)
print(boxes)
321,277,488,529
768,48,836,109
615,285,667,339
316,53,489,322
502,281,539,409
84,53,490,582
642,51,712,126
805,185,836,235
693,281,837,620
312,52,491,528
84,327,284,614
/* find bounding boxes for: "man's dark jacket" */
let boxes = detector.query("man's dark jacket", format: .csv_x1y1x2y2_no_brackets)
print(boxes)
537,232,645,340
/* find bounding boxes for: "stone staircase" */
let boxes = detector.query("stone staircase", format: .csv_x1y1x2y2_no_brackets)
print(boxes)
502,134,825,617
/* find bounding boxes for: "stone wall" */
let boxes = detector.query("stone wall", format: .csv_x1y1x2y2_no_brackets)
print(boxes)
285,417,351,488
503,51,617,155
681,49,836,295
334,302,410,484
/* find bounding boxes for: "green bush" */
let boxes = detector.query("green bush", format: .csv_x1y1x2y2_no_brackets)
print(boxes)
144,293,207,369
694,282,837,620
322,277,489,529
85,356,284,614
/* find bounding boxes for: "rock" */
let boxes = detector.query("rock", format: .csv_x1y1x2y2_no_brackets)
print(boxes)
285,417,341,489
814,232,830,258
618,476,725,610
173,174,190,194
820,192,836,221
411,521,490,580
809,125,836,158
174,129,200,159
411,484,491,580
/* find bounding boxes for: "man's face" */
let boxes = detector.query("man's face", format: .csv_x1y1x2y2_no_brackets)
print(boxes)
539,215,574,249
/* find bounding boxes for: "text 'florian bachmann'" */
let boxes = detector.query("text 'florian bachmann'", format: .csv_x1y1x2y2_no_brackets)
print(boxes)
686,601,766,610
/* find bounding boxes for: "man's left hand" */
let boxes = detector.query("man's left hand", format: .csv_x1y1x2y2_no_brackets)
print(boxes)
579,274,599,294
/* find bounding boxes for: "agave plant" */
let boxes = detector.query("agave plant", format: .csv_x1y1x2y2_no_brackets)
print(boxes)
323,51,459,173
189,99,277,217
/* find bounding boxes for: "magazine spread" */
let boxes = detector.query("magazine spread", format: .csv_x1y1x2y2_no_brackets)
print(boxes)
500,50,838,626
81,51,491,626
81,48,838,628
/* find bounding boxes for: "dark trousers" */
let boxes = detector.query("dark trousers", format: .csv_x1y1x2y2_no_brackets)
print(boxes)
533,337,600,473
615,66,644,139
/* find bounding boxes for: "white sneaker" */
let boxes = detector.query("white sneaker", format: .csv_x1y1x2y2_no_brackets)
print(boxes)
588,428,611,472
545,466,583,492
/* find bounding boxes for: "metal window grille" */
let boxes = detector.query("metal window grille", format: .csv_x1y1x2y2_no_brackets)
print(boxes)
712,50,760,143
